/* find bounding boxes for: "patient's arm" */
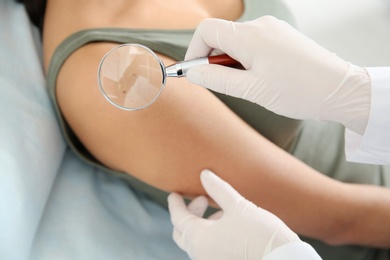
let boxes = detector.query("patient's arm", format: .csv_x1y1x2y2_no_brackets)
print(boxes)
43,0,390,248
49,41,390,248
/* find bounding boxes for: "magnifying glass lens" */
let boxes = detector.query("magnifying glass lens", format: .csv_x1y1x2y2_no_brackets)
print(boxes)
98,44,165,110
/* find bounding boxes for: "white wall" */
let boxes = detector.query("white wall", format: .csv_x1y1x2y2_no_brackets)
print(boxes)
286,0,390,66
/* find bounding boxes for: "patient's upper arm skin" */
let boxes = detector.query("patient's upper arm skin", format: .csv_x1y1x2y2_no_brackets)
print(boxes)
56,42,267,195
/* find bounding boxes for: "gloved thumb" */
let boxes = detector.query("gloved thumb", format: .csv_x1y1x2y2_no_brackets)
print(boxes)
186,65,249,100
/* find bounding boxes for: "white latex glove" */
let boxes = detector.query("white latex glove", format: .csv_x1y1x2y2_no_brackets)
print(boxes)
185,17,371,135
167,169,301,260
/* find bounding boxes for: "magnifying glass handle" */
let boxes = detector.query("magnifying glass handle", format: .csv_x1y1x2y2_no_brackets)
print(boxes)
208,54,239,66
165,54,241,77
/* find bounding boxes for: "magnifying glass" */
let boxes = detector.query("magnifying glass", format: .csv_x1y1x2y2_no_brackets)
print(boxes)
97,43,240,111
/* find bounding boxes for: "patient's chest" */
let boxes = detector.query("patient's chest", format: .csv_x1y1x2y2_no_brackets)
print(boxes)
44,0,244,69
123,0,244,29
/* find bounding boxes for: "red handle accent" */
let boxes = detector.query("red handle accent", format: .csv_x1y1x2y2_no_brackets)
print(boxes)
208,54,239,66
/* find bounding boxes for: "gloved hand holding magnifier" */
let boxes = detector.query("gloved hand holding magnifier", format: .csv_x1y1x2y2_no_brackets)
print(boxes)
98,43,238,111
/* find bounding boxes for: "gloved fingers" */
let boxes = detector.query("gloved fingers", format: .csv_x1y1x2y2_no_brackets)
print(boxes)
172,228,187,251
185,18,241,61
186,64,249,97
168,193,192,228
168,193,204,233
187,195,209,217
210,49,225,56
200,170,244,212
185,18,222,60
169,194,211,254
266,224,301,253
207,210,223,220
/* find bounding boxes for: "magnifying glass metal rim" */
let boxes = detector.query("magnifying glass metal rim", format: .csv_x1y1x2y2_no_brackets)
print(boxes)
97,43,167,111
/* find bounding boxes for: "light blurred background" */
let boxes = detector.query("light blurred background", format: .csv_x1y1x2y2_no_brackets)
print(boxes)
286,0,390,66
